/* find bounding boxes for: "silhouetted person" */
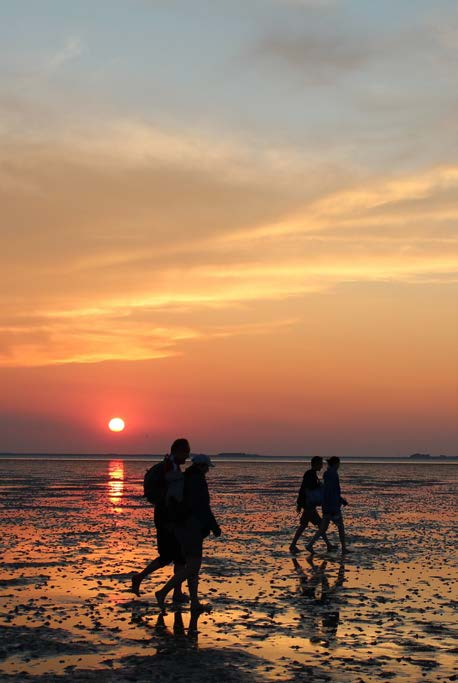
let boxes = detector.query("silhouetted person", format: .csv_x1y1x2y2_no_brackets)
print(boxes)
307,456,350,554
155,454,221,613
290,456,335,554
131,438,191,599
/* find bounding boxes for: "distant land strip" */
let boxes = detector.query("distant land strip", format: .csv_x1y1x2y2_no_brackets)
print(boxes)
0,452,456,461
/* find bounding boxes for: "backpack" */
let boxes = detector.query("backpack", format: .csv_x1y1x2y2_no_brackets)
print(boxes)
306,486,323,507
143,462,166,505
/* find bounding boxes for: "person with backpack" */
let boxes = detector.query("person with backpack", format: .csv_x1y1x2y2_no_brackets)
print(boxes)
289,456,336,554
306,456,351,554
155,454,221,614
131,438,191,599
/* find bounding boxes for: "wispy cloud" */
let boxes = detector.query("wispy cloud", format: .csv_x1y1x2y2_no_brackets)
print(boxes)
48,37,83,71
0,120,456,367
256,30,371,81
0,309,297,367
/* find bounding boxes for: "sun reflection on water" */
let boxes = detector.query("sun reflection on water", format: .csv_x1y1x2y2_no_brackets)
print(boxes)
108,460,124,512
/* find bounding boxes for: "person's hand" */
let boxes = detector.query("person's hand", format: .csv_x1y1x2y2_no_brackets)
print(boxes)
213,526,222,537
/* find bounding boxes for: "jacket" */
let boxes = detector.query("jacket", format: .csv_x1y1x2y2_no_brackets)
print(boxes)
322,467,344,514
183,464,219,535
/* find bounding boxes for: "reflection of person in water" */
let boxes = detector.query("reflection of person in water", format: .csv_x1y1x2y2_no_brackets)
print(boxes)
130,606,263,681
292,557,345,642
130,604,202,644
155,610,202,645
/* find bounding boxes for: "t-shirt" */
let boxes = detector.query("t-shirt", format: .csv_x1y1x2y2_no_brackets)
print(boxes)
297,469,320,509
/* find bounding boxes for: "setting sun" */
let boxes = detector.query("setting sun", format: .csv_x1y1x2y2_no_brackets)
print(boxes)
108,417,125,432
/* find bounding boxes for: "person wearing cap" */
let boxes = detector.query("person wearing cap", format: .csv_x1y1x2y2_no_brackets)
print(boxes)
155,453,221,613
306,456,351,554
289,456,336,554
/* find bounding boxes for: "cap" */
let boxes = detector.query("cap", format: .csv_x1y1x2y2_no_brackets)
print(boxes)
327,456,340,466
191,454,215,468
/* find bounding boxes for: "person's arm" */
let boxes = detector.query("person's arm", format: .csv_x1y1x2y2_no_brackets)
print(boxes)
203,484,221,536
191,476,221,536
297,473,308,509
337,474,348,506
207,507,221,536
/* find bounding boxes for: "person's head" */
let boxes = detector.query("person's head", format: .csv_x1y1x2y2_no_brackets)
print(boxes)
311,456,323,471
327,456,340,469
170,438,191,465
191,453,215,474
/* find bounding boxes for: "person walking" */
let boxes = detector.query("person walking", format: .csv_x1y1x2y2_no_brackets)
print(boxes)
131,438,190,599
289,456,335,554
306,456,350,554
155,454,221,613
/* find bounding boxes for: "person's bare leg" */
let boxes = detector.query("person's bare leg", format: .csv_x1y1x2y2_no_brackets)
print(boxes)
131,556,162,595
172,562,188,602
321,529,336,550
290,523,307,553
314,512,336,551
307,516,330,553
155,557,201,610
337,518,350,552
186,557,203,610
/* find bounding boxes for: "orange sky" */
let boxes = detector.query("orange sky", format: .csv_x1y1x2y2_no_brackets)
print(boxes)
0,1,457,456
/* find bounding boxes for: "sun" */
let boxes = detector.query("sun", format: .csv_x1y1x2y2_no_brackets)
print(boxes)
108,417,125,432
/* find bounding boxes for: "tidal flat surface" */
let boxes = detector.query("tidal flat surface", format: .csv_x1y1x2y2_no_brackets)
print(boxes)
0,460,456,682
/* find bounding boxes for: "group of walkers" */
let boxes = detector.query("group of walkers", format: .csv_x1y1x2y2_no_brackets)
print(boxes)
289,455,350,555
131,439,220,614
131,440,350,612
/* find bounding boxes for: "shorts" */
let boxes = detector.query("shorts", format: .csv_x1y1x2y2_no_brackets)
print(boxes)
322,512,344,530
173,516,204,558
156,522,185,566
300,507,321,527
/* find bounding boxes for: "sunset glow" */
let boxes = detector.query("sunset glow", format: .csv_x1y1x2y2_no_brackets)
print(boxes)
0,1,456,457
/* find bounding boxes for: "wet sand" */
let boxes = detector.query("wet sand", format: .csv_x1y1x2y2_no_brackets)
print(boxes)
0,460,456,682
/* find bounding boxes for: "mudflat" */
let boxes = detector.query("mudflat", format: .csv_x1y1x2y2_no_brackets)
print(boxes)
0,459,456,682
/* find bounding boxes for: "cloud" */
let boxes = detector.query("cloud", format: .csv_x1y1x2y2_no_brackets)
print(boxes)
256,30,370,81
221,166,458,242
254,7,458,80
0,308,298,367
0,119,456,367
48,37,83,71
